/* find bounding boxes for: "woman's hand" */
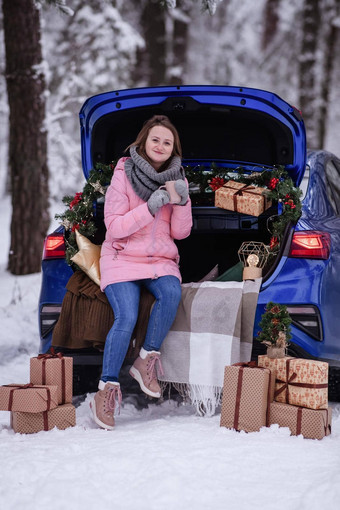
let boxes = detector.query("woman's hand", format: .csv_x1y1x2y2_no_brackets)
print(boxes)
147,189,170,215
174,179,189,205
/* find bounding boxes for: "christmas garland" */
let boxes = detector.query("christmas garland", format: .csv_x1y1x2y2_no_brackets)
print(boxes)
55,162,115,264
56,162,302,264
184,164,302,252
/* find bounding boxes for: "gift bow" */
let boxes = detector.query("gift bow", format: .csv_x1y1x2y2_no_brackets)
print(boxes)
233,361,258,369
274,359,328,404
221,183,269,212
4,383,52,411
36,348,66,403
4,383,34,390
37,348,64,360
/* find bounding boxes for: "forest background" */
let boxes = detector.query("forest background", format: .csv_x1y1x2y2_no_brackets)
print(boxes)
1,0,340,275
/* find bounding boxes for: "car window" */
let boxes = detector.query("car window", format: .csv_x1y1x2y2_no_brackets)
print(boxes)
325,160,340,215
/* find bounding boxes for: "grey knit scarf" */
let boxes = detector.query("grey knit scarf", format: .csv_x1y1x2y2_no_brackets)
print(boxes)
124,145,184,201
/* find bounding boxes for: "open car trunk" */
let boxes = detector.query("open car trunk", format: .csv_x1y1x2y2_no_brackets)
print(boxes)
177,204,278,283
81,86,306,282
91,196,280,284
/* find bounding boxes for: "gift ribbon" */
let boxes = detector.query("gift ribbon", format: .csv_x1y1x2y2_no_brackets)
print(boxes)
296,408,302,435
221,183,269,213
41,406,75,432
296,407,331,437
234,368,243,430
37,349,66,404
274,359,328,404
232,362,272,431
37,347,64,359
326,408,331,435
43,410,48,431
4,384,52,412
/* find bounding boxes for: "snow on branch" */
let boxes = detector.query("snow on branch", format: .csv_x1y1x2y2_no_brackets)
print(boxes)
201,0,223,15
160,0,223,15
160,0,177,8
38,0,74,16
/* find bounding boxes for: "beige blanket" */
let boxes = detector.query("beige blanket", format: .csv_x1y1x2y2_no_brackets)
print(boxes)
159,279,262,416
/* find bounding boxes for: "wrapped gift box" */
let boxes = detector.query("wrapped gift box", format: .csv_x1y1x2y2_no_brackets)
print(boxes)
215,181,272,217
258,355,294,383
0,383,58,412
30,352,73,404
11,403,76,434
269,401,332,440
258,355,328,410
220,363,276,433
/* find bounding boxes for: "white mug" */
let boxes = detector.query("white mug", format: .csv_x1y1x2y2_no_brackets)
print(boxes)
159,180,182,204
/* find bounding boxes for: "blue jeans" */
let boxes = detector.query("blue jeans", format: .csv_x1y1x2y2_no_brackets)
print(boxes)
101,276,181,383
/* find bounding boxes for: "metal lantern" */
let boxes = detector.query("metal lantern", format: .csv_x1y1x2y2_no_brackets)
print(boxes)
238,241,270,280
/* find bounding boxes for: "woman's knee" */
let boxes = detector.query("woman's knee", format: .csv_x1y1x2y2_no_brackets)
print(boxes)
156,277,181,305
168,281,182,305
113,309,139,332
105,281,140,332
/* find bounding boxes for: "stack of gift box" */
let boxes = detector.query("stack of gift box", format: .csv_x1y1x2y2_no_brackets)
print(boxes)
220,356,331,440
0,351,75,434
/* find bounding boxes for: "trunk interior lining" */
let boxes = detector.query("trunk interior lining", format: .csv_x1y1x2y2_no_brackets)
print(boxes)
91,103,294,168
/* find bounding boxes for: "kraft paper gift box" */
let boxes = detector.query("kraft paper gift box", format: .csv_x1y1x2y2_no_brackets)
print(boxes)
220,363,276,433
30,351,73,404
11,403,76,434
258,355,328,410
269,401,332,440
215,181,272,217
0,383,58,412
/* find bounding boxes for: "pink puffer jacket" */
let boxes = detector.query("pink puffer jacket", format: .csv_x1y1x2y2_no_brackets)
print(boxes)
100,157,193,290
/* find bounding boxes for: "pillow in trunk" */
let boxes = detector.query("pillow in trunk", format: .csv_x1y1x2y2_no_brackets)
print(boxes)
198,264,219,282
71,230,101,287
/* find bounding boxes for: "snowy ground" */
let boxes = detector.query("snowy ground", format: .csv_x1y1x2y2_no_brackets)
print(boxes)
1,195,340,510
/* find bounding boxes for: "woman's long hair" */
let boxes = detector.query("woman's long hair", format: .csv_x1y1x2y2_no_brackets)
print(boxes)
127,115,182,172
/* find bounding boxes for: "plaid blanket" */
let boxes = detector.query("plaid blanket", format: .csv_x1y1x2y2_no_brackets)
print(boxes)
159,279,262,416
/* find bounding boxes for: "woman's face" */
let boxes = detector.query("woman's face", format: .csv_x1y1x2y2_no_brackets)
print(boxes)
145,126,174,170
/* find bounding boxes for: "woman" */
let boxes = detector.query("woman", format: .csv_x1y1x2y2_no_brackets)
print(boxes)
91,115,193,429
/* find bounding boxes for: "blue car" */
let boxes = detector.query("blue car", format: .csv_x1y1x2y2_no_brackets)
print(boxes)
39,85,340,397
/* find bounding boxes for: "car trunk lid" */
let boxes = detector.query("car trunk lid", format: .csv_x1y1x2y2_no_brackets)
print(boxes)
79,85,306,186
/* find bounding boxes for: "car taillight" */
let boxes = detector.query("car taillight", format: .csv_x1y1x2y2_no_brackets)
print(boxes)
289,231,331,259
43,234,66,259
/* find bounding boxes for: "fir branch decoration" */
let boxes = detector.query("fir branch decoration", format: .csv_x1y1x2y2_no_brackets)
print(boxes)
238,166,303,246
185,164,303,252
185,163,234,193
257,301,292,347
55,162,115,264
56,161,302,266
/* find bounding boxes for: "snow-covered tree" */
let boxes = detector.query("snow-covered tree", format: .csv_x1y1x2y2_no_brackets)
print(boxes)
43,0,144,199
316,0,340,148
298,0,320,149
